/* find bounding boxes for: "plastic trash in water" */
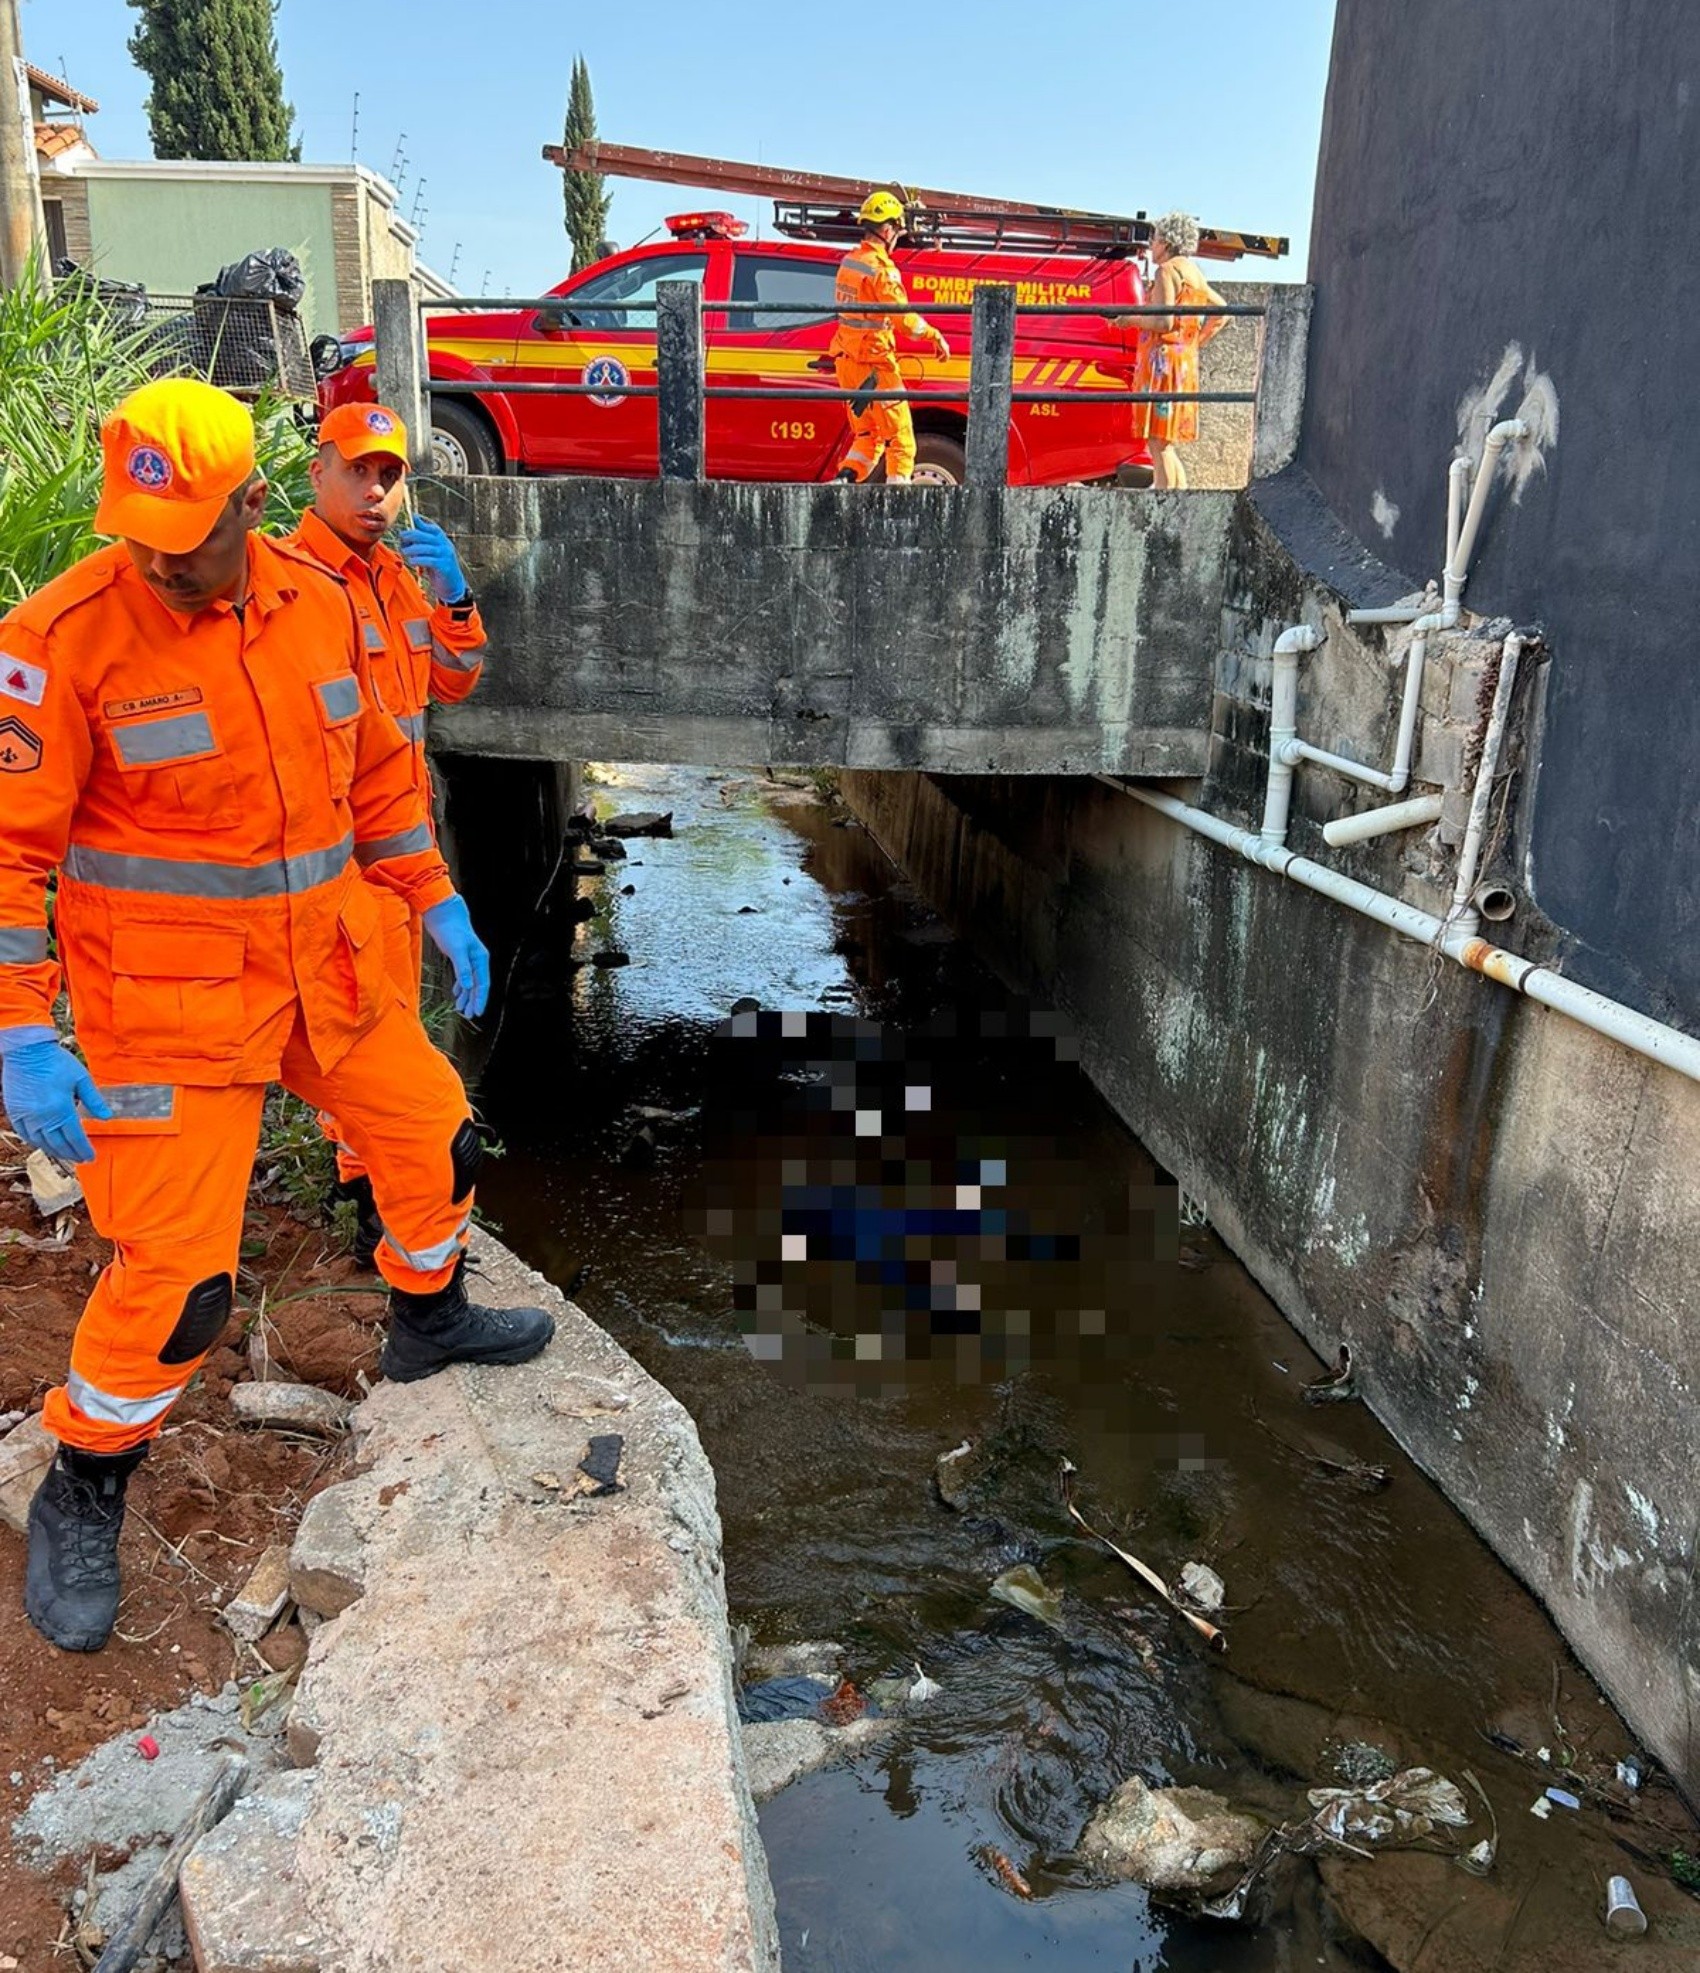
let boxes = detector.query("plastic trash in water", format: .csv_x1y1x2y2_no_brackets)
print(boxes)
1604,1874,1648,1937
1545,1786,1581,1811
1616,1757,1645,1791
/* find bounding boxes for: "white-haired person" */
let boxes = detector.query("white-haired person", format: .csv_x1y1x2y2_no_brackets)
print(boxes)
1119,211,1228,489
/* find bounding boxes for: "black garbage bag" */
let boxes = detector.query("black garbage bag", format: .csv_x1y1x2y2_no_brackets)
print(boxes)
201,247,305,313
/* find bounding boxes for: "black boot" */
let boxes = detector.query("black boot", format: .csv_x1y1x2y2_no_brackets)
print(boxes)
26,1444,146,1652
380,1254,555,1384
329,1174,383,1271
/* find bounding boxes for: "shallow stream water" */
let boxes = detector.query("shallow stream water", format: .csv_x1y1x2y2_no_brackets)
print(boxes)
464,763,1686,1971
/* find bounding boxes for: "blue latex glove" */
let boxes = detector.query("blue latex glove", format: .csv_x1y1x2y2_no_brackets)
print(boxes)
397,518,468,605
421,896,490,1018
0,1026,113,1167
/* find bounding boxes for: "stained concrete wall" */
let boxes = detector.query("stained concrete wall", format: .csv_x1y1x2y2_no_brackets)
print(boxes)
426,478,1229,777
838,490,1700,1796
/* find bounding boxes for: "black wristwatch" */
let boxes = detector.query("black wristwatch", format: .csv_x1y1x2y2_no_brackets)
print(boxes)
446,589,477,619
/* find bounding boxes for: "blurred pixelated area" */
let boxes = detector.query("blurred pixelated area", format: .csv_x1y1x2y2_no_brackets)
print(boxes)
687,1007,1182,1397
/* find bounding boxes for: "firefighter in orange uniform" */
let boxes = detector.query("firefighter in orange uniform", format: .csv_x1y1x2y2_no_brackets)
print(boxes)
0,379,553,1655
830,190,951,484
287,404,486,1266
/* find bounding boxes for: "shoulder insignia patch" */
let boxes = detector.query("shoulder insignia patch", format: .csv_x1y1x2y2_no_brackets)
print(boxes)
0,653,47,707
0,715,43,774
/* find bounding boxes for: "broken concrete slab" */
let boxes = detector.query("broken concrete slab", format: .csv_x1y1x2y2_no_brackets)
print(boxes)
230,1381,353,1437
180,1772,328,1973
603,810,674,838
741,1640,845,1684
741,1717,891,1805
222,1544,293,1643
245,1233,777,1972
0,1411,53,1534
12,1686,288,1962
287,1483,367,1623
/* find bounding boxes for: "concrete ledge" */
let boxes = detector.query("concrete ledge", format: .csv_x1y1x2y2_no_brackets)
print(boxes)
185,1235,778,1972
427,478,1228,775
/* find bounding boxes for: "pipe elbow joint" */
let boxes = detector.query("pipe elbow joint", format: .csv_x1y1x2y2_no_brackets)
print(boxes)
1273,624,1323,658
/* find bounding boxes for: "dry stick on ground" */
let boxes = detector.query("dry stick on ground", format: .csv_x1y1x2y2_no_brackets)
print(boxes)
1059,1459,1226,1651
90,1755,248,1973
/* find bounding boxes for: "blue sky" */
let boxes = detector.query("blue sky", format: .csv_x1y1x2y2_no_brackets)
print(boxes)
35,0,1338,304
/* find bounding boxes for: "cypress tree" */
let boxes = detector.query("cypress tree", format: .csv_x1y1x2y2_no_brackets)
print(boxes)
561,56,611,274
127,0,298,162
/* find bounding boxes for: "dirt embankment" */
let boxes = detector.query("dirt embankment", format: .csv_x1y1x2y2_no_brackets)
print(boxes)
0,1145,384,1968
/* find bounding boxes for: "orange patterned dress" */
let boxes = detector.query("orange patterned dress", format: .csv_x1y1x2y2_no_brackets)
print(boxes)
1127,256,1225,445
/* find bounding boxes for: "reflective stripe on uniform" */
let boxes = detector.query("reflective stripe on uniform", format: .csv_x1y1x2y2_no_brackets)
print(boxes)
66,1369,185,1427
394,711,427,743
0,925,47,963
315,675,362,723
97,1083,177,1121
379,1215,469,1274
64,835,353,899
363,623,386,652
841,258,879,279
354,823,433,866
430,637,481,674
110,711,216,767
403,619,432,651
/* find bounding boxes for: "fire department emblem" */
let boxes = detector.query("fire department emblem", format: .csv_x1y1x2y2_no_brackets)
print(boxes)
0,715,42,774
584,355,629,409
365,410,395,434
126,444,174,491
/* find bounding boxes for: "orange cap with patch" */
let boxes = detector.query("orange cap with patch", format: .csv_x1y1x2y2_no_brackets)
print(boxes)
95,379,257,554
318,402,410,465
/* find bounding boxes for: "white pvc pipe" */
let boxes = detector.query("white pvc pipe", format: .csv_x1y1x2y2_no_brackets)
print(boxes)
1097,777,1700,1087
1322,793,1444,847
1446,420,1528,608
1260,623,1321,845
1287,737,1400,792
1346,604,1428,626
1446,455,1471,571
1448,631,1525,935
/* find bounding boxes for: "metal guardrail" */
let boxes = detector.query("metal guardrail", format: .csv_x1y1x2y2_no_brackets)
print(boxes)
371,277,1304,488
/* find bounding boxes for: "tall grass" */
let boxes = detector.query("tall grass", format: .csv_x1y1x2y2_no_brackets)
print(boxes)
0,272,317,608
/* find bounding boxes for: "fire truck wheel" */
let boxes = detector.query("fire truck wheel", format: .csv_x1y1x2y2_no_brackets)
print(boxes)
428,399,502,477
911,433,966,487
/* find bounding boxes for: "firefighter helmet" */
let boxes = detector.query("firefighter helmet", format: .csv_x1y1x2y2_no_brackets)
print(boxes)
857,191,906,228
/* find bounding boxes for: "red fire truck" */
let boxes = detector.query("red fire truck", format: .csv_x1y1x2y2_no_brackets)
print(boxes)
317,147,1285,487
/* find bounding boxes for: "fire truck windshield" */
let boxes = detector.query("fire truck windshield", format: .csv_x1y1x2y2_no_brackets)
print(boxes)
554,253,708,333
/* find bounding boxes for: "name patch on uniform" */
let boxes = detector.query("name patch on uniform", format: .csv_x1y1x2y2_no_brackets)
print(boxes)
104,686,205,721
0,653,46,707
0,715,42,774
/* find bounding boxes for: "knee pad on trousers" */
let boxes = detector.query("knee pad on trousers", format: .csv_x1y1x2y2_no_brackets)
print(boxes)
450,1119,484,1204
157,1272,234,1366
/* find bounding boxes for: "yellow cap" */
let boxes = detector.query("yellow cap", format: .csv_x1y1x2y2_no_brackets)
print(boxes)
95,379,256,554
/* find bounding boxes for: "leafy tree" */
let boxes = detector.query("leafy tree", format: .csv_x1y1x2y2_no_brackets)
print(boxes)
127,0,298,162
561,56,611,274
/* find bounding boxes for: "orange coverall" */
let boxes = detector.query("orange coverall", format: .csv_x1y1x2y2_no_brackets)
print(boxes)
830,237,931,482
286,511,486,1188
0,535,479,1454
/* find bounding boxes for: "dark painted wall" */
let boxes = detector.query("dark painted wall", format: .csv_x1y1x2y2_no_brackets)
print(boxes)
1302,0,1700,1019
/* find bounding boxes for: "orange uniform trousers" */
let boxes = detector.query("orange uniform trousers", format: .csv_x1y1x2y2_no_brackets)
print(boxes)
42,992,473,1456
834,355,916,482
326,879,426,1186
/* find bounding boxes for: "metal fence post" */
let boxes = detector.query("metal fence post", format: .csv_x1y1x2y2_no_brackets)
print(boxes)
965,284,1016,487
1250,284,1314,479
372,278,431,471
656,280,704,482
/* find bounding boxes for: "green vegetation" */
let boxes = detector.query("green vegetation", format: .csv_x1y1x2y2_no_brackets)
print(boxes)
0,273,316,607
1669,1849,1700,1892
561,56,612,275
127,0,297,161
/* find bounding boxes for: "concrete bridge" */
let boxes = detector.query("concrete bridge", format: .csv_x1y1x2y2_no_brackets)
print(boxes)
380,281,1310,777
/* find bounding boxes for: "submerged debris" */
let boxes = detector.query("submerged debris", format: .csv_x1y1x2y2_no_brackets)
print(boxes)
990,1563,1065,1632
1303,1344,1357,1405
1177,1562,1226,1614
1060,1459,1226,1651
1305,1767,1471,1847
981,1847,1035,1899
